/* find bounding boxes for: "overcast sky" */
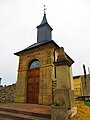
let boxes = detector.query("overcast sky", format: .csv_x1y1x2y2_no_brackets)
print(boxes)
0,0,90,85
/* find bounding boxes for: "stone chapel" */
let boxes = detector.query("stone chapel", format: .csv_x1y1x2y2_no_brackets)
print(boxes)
14,12,75,111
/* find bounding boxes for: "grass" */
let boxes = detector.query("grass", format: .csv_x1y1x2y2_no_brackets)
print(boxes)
79,100,90,107
84,102,90,107
53,103,65,106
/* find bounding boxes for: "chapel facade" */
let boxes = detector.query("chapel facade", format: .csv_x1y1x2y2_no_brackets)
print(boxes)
14,12,75,108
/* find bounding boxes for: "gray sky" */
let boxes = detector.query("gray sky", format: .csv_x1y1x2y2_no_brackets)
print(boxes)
0,0,90,85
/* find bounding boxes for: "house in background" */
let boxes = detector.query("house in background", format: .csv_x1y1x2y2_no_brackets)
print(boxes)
73,74,90,97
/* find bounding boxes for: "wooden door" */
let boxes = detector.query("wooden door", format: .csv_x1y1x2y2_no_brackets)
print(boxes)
27,67,40,103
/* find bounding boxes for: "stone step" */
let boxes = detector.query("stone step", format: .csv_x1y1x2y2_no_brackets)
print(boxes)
0,110,51,120
0,103,51,120
0,107,51,118
0,108,51,120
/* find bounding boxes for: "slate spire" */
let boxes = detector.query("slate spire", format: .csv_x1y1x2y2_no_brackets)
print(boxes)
37,10,53,43
40,13,47,25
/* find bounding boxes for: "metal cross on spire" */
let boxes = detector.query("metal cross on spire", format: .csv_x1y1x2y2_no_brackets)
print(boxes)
43,5,47,15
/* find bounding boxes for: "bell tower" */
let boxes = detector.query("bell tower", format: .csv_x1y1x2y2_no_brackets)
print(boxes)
37,6,53,43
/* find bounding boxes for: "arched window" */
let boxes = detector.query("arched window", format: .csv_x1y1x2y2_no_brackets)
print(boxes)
29,60,40,69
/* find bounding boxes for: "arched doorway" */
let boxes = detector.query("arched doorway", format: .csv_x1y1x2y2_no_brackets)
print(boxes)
27,60,40,103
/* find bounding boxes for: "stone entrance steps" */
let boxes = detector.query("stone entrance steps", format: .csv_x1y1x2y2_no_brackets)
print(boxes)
0,103,51,120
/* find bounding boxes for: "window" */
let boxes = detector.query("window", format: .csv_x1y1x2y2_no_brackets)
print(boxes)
29,60,40,69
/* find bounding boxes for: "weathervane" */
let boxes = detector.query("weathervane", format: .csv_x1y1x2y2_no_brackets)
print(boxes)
43,5,47,14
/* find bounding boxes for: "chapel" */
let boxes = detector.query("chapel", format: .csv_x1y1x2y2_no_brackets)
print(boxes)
14,11,75,108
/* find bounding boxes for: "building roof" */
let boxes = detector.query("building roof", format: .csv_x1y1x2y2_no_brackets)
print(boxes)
73,76,81,79
73,74,90,79
40,13,47,25
37,13,53,43
14,39,74,64
37,13,53,31
14,40,59,56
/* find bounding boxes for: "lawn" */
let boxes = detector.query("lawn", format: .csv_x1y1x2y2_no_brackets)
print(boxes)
84,101,90,106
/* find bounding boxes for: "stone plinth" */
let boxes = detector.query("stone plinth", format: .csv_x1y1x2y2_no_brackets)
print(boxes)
51,106,68,120
54,89,75,109
53,47,77,119
51,105,77,120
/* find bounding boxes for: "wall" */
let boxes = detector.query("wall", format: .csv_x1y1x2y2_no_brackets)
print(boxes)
73,75,90,96
73,76,82,97
0,84,16,103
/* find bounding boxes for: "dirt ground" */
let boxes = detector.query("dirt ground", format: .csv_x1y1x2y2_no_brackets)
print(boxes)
72,101,90,120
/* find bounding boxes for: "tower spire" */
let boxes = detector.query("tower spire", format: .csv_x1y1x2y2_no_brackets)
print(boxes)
37,6,53,43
